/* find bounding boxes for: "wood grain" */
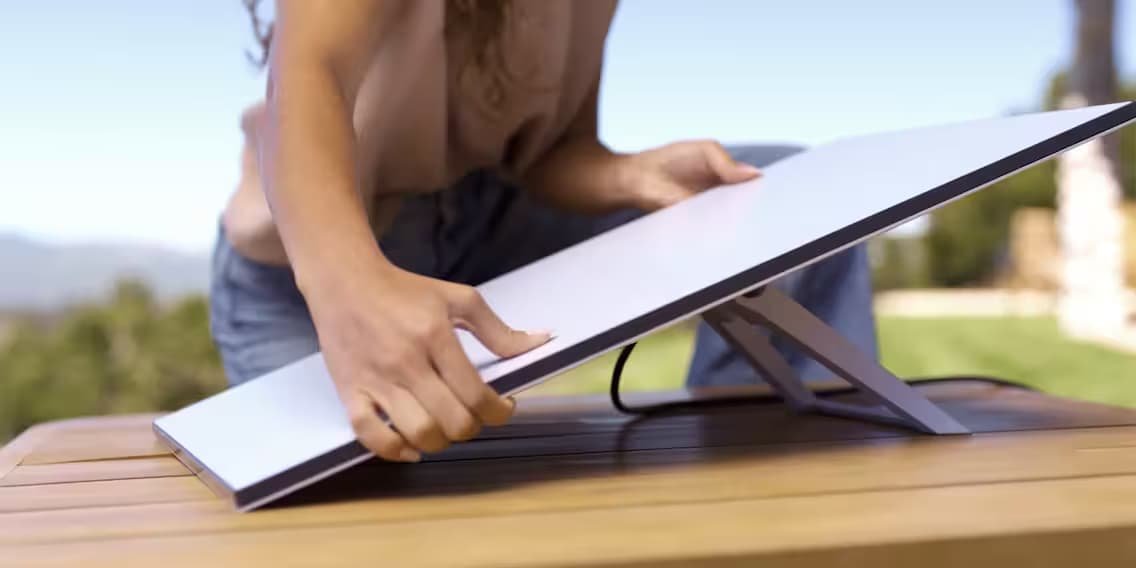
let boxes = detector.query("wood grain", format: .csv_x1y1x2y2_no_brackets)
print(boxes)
0,414,165,472
0,476,214,514
0,423,54,482
6,474,1136,567
0,456,189,487
3,384,1136,567
4,425,1136,546
18,426,168,466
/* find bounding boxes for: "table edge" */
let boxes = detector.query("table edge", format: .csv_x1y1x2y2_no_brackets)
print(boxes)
0,414,164,481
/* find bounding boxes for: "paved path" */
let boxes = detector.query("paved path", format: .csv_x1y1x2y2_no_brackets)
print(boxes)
875,288,1136,353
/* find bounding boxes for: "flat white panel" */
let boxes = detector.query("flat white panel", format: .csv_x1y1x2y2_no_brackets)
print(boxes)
154,103,1135,500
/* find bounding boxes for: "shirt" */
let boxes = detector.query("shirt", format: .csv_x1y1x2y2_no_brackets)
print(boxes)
224,0,618,265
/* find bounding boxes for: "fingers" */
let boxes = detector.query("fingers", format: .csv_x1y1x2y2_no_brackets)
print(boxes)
431,328,516,427
700,141,762,184
404,361,484,441
344,392,421,463
371,381,449,454
350,351,504,459
445,284,552,358
338,277,531,460
646,182,696,210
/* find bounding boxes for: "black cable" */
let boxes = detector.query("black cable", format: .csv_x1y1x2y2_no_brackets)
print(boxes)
608,342,639,414
608,341,1037,416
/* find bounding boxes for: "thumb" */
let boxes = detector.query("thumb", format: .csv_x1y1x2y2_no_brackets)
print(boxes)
445,285,552,358
702,142,762,185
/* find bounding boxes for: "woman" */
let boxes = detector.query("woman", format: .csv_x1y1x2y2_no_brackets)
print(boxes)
213,0,877,464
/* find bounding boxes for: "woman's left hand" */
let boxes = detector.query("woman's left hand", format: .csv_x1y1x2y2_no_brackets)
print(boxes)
620,140,762,211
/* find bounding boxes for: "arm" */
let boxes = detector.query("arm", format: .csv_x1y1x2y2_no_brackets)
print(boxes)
262,0,390,290
262,0,548,462
519,79,634,214
523,77,763,214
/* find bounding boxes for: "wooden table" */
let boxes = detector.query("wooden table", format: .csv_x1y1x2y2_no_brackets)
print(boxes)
5,381,1136,566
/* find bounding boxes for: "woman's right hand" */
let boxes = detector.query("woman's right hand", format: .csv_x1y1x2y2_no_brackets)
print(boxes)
305,263,552,463
258,1,548,461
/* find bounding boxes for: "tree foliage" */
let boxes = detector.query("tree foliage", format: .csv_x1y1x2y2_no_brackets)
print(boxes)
0,281,226,442
921,78,1135,287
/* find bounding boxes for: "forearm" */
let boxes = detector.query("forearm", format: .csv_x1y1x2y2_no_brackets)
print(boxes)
522,136,638,214
260,61,388,296
259,0,400,298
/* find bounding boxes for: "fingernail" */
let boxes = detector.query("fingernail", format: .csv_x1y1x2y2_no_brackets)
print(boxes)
741,164,762,176
399,448,422,462
527,329,555,339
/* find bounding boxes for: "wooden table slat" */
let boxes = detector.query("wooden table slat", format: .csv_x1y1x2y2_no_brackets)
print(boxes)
0,456,190,488
0,476,216,514
4,384,1136,567
6,473,1136,567
18,428,169,466
4,425,1136,546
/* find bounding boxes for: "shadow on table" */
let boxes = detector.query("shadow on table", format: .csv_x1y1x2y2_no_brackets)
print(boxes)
268,381,1136,509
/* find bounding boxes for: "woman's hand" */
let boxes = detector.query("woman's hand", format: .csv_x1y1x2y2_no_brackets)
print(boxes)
619,140,762,211
523,138,761,214
261,1,551,463
521,78,759,214
306,263,551,463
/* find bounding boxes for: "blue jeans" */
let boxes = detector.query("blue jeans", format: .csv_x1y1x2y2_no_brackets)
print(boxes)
210,145,878,388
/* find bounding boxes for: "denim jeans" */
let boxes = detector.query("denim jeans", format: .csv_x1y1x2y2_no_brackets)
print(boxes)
210,145,878,387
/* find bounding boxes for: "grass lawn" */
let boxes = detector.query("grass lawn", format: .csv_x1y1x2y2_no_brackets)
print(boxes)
530,316,1136,408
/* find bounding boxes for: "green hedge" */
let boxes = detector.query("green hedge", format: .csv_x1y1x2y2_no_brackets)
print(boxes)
0,282,226,442
882,78,1135,288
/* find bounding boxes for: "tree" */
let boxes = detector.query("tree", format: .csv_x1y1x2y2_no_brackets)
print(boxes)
1056,0,1127,340
0,282,226,442
919,8,1136,290
924,160,1058,287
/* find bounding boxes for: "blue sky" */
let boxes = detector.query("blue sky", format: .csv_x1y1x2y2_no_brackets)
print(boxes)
1,0,1133,252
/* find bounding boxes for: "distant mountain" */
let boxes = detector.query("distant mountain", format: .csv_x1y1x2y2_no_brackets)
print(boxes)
0,234,210,312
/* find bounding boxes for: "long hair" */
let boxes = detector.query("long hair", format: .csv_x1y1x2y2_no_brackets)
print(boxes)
242,0,273,68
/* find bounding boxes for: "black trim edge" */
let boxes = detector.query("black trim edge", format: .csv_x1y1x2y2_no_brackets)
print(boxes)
491,102,1136,394
211,102,1136,511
